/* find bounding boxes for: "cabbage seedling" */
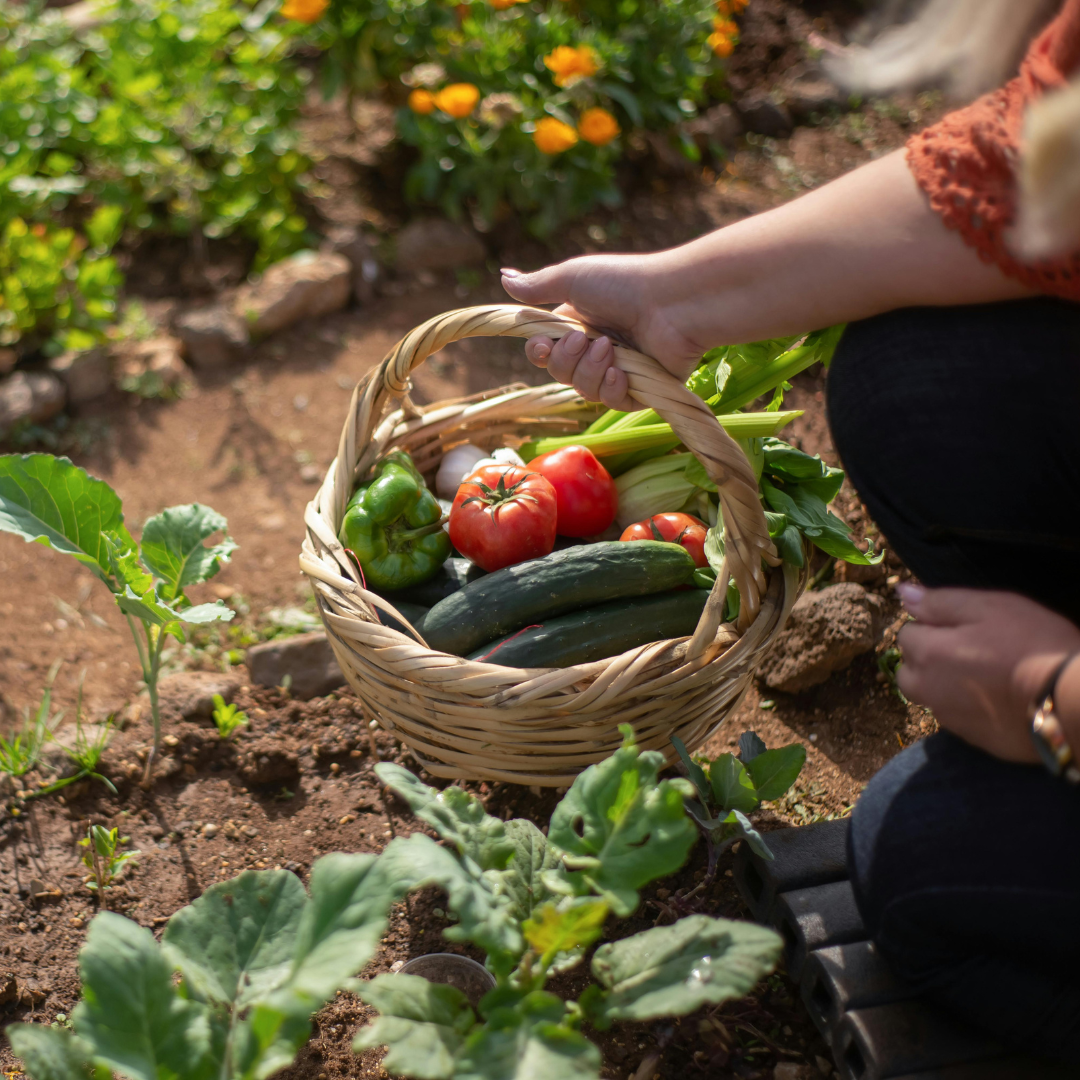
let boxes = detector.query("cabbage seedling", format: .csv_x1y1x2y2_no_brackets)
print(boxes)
211,693,247,739
0,454,236,782
356,727,783,1080
79,824,139,909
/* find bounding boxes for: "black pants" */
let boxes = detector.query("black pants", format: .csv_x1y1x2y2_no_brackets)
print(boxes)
826,298,1080,1063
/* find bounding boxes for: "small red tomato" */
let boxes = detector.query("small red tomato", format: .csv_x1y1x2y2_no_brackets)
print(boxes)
528,445,617,537
620,512,709,568
449,465,558,572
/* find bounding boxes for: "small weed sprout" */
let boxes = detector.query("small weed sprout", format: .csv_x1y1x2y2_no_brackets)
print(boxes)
79,825,139,909
211,693,247,739
0,660,63,785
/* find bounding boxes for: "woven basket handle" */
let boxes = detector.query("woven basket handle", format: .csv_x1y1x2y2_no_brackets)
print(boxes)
336,304,777,644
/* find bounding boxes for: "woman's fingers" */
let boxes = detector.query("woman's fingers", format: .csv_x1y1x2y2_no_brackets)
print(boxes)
524,336,554,367
523,329,636,410
599,365,634,411
545,329,590,384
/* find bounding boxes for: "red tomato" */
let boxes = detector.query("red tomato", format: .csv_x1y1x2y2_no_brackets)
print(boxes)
528,445,617,538
449,465,558,572
620,513,709,568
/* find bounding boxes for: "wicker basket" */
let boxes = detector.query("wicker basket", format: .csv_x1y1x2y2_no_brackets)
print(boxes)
300,305,803,787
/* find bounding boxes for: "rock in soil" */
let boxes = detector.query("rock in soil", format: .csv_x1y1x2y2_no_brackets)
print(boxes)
174,304,250,369
157,671,242,721
235,736,300,786
115,336,188,389
324,225,381,305
47,346,112,404
395,218,486,273
246,631,345,700
0,370,65,434
781,67,849,121
736,93,794,138
235,251,351,337
684,102,744,153
759,582,884,693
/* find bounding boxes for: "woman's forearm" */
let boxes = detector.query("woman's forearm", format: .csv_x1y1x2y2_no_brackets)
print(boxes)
651,148,1035,344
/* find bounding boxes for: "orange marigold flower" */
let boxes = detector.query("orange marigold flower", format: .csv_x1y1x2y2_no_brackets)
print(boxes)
408,88,437,115
434,83,481,119
716,0,747,13
713,15,738,33
490,0,528,7
577,107,620,146
533,117,579,154
543,44,599,88
708,29,735,56
281,0,327,23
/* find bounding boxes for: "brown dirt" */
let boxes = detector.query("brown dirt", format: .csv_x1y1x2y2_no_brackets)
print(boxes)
0,3,948,1077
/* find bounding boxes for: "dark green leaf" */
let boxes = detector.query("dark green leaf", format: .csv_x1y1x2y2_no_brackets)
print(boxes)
708,754,759,815
454,992,600,1080
355,973,475,1080
761,479,882,565
726,810,773,861
548,730,696,916
0,454,132,585
683,456,717,494
745,745,806,802
703,525,725,576
589,914,781,1023
775,525,805,567
496,818,559,924
140,504,237,601
670,736,710,808
72,912,214,1080
162,869,306,1008
7,1024,93,1080
375,764,513,874
737,732,767,763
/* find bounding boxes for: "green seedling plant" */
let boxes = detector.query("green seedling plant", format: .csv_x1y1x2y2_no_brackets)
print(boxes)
8,853,411,1080
211,693,248,740
672,731,807,888
0,660,62,788
356,726,782,1080
79,825,139,910
0,454,237,783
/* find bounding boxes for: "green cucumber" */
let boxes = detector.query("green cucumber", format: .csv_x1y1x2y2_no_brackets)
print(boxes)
467,589,708,667
382,558,486,606
417,540,696,656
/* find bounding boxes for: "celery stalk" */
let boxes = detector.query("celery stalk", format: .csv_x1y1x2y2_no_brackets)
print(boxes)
520,410,802,461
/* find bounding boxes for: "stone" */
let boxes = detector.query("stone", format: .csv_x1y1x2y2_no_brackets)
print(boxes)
684,103,743,153
236,251,351,337
175,304,250,369
736,94,794,139
47,347,111,404
246,630,345,700
395,218,486,274
782,69,848,121
758,583,885,694
235,738,300,786
0,371,65,434
324,225,381,305
116,336,188,391
157,671,241,721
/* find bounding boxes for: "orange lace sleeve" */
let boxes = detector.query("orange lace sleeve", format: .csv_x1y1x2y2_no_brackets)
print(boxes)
906,0,1080,298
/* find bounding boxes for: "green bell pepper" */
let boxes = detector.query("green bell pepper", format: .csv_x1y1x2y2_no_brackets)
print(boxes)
339,451,451,591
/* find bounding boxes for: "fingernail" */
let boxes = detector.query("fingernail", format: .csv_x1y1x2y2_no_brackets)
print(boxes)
589,336,610,362
605,368,616,385
896,582,925,607
501,267,522,277
564,330,587,355
534,344,550,360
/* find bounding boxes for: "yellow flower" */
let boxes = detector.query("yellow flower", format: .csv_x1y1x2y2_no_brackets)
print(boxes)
708,30,735,56
543,44,599,88
490,0,528,7
577,107,620,146
533,117,579,154
281,0,327,23
434,83,481,119
713,15,738,33
408,88,437,115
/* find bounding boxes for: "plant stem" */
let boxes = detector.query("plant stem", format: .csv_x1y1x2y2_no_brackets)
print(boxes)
131,620,168,786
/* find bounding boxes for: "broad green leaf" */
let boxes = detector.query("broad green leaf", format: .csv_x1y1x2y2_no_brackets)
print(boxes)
286,852,397,1001
114,585,183,637
454,992,600,1080
71,912,214,1080
376,763,513,874
670,736,711,807
140,504,237,601
708,754,759,815
588,914,781,1025
683,455,717,494
745,745,807,802
8,1024,93,1080
178,601,236,624
725,810,773,861
547,729,696,916
761,479,882,566
496,818,559,924
162,869,306,1009
0,454,132,584
229,999,312,1080
737,731,767,763
702,525,725,575
522,899,607,967
377,835,522,974
354,973,475,1080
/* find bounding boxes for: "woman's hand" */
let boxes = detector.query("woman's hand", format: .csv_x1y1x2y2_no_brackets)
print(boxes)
896,583,1080,762
502,149,1032,410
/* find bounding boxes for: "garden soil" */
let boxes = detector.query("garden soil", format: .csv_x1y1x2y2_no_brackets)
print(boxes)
0,2,947,1076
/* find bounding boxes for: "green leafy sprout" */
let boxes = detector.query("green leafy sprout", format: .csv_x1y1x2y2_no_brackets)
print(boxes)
79,825,139,909
0,659,63,784
211,694,248,740
672,730,807,888
5,730,783,1080
0,453,237,783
